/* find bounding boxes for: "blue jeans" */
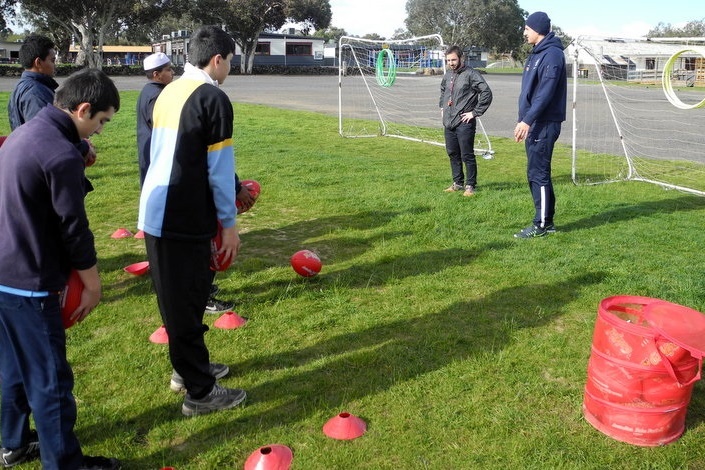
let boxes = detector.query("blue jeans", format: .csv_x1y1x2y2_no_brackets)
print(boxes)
0,292,83,469
525,121,561,228
444,121,478,187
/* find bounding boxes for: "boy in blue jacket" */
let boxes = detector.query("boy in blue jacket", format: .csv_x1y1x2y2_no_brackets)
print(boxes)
513,11,567,238
0,69,121,469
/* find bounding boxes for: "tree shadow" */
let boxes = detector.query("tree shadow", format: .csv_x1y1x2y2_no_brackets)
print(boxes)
106,271,605,468
559,195,705,232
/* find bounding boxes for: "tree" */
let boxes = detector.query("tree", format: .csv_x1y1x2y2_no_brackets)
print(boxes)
648,19,705,37
313,25,348,44
405,0,525,54
190,0,332,74
17,0,179,67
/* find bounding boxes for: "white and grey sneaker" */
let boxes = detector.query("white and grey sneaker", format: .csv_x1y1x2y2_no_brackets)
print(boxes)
205,297,233,314
182,383,246,417
170,362,230,393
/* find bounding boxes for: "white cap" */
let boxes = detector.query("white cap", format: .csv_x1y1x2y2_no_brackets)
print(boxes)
143,52,170,71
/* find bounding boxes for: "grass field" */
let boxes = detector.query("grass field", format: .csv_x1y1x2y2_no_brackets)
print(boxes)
2,90,705,469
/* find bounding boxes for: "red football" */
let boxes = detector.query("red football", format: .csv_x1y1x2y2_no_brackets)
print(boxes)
60,270,83,328
290,250,322,277
210,222,233,271
236,179,261,214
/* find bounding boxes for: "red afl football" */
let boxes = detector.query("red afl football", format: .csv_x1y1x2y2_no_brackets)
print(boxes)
290,250,322,277
236,179,261,214
60,270,83,328
210,222,233,271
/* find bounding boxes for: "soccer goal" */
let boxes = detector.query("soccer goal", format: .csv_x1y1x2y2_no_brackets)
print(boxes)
338,35,494,158
570,36,705,196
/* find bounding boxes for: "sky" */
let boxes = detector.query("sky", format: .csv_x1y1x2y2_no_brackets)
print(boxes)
328,0,704,39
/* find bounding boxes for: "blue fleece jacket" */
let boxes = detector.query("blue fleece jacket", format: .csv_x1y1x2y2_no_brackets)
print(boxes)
7,71,59,131
517,32,567,126
0,106,96,292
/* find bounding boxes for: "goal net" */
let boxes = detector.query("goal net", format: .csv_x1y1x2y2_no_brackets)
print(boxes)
570,36,705,195
338,35,494,157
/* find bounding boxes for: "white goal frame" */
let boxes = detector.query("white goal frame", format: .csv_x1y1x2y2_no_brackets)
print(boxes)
338,35,494,158
570,36,705,196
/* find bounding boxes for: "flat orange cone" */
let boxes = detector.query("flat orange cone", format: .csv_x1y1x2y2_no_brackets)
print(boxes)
214,311,247,329
244,445,292,470
149,325,168,344
322,412,366,440
124,261,150,276
134,230,145,239
111,228,133,239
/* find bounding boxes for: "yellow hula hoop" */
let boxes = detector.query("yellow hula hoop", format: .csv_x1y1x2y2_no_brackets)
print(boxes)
662,49,705,110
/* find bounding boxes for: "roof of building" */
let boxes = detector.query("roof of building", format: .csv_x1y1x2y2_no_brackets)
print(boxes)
68,45,152,53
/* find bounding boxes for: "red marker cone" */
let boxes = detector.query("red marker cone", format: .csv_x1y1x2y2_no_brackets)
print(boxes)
134,230,145,239
149,325,168,344
322,412,367,440
214,311,247,329
124,261,150,276
111,228,133,239
244,445,292,470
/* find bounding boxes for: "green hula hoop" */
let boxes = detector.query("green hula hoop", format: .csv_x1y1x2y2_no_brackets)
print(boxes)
376,48,397,87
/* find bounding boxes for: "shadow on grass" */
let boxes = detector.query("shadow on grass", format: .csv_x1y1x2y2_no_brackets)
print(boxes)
560,194,705,232
239,241,512,304
109,271,605,468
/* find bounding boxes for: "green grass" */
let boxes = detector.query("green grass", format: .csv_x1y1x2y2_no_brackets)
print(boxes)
3,91,705,469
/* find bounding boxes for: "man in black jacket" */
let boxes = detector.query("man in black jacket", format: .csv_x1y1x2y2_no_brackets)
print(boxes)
439,45,493,196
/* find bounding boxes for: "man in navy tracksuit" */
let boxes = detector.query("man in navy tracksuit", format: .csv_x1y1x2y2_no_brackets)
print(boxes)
513,11,567,238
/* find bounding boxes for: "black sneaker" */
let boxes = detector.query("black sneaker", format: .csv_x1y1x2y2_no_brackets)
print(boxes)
545,224,556,233
514,225,548,239
182,383,247,417
1,430,40,468
170,362,230,393
205,297,233,314
79,455,121,470
209,284,220,297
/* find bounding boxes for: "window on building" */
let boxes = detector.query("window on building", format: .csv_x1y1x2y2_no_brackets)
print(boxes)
684,57,696,71
286,42,312,56
645,58,656,70
256,42,271,55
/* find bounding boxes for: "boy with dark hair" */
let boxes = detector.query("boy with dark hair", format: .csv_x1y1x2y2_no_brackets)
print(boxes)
0,68,121,469
138,25,248,416
8,34,58,130
136,52,246,316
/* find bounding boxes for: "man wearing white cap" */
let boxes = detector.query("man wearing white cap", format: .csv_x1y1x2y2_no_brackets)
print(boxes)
137,52,174,187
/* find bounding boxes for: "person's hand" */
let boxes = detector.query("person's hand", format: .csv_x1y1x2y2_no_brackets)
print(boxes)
83,139,97,167
218,225,241,265
514,121,530,142
68,268,101,325
236,185,256,212
460,111,475,123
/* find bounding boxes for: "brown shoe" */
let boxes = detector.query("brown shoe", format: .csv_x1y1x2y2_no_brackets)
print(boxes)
463,185,475,196
444,183,463,192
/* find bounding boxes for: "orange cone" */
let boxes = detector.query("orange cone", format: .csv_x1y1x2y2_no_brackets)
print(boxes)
214,311,247,329
244,445,292,470
149,325,168,344
111,228,133,239
322,412,367,440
